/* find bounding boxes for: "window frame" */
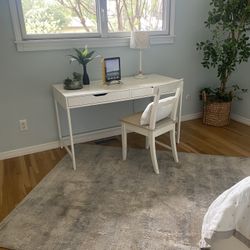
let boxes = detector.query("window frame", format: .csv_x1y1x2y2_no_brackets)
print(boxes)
9,0,176,51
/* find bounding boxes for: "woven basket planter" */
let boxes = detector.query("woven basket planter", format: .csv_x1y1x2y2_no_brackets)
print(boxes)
202,92,231,127
203,101,231,126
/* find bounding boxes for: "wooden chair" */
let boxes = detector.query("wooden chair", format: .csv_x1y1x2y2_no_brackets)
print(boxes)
120,87,181,174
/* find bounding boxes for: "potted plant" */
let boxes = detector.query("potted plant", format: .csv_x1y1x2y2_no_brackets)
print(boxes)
69,46,98,85
72,72,81,83
64,72,83,90
197,0,250,126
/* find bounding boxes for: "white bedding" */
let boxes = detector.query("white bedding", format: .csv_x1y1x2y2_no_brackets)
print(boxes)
200,176,250,249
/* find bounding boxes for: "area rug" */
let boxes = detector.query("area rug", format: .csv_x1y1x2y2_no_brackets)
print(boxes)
0,144,249,250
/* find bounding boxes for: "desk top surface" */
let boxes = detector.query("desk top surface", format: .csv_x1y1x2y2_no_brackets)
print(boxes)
53,74,182,97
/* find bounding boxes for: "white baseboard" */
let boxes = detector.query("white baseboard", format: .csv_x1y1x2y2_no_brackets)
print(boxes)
231,113,250,126
0,127,121,160
64,127,121,145
181,112,250,126
181,112,202,122
0,141,60,161
0,112,224,160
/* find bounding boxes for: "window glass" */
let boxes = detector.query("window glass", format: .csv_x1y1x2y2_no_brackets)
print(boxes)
21,0,98,35
107,0,164,32
9,0,175,50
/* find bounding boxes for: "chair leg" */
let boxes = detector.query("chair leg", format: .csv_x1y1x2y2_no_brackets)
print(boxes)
149,134,160,174
170,128,179,163
121,123,127,160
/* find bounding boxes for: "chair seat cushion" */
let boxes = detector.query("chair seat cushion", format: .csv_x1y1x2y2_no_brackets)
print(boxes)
120,112,143,126
140,96,175,125
121,112,173,131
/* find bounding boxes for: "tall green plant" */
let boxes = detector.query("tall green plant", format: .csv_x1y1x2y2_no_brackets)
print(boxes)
197,0,250,100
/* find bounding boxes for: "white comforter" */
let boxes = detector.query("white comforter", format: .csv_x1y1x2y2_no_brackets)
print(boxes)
200,176,250,248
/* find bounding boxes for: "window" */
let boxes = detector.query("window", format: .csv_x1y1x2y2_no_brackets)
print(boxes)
21,0,98,35
9,0,175,51
106,0,166,33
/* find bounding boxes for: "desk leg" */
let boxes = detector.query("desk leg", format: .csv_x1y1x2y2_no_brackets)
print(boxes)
66,107,76,170
177,87,183,144
54,100,63,148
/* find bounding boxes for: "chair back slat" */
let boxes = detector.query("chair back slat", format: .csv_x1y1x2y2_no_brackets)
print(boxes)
149,88,160,129
170,87,181,122
148,86,181,130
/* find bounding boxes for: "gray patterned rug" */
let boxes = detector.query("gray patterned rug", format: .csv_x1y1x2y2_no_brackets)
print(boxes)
0,144,249,250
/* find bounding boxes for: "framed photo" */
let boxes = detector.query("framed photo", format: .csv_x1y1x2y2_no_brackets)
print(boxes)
103,57,121,82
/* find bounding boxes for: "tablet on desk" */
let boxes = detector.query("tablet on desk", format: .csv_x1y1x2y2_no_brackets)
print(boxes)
104,57,121,84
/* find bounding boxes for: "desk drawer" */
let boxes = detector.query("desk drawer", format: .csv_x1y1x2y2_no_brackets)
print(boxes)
131,87,154,98
68,90,130,107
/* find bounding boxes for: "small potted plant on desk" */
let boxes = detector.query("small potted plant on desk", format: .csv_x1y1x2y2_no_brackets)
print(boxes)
64,72,82,90
69,46,98,85
197,0,250,126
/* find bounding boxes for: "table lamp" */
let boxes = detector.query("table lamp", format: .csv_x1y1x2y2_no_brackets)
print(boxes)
130,31,150,78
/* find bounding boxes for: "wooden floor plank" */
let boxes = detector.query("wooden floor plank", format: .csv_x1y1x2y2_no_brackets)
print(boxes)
0,148,66,223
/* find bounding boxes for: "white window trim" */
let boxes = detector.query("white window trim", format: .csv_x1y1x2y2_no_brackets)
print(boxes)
9,0,176,52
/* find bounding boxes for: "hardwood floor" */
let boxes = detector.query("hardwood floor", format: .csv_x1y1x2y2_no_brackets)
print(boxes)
0,149,66,222
97,119,250,157
0,119,249,250
176,119,250,156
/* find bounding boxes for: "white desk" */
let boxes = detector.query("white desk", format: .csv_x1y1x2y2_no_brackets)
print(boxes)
53,74,183,170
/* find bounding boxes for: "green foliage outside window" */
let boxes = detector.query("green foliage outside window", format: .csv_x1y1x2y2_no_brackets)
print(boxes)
24,5,69,34
21,0,164,34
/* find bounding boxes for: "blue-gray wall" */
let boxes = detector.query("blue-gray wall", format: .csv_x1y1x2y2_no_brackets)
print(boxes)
231,63,250,119
0,0,249,153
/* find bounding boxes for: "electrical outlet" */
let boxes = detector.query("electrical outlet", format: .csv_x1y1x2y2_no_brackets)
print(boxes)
19,119,28,131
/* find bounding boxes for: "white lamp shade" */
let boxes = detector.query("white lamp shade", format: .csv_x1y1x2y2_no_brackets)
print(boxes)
130,31,150,49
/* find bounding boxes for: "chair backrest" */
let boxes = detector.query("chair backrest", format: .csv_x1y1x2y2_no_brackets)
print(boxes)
140,86,181,130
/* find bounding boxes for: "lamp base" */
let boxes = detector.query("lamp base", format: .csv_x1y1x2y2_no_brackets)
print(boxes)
134,73,147,79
